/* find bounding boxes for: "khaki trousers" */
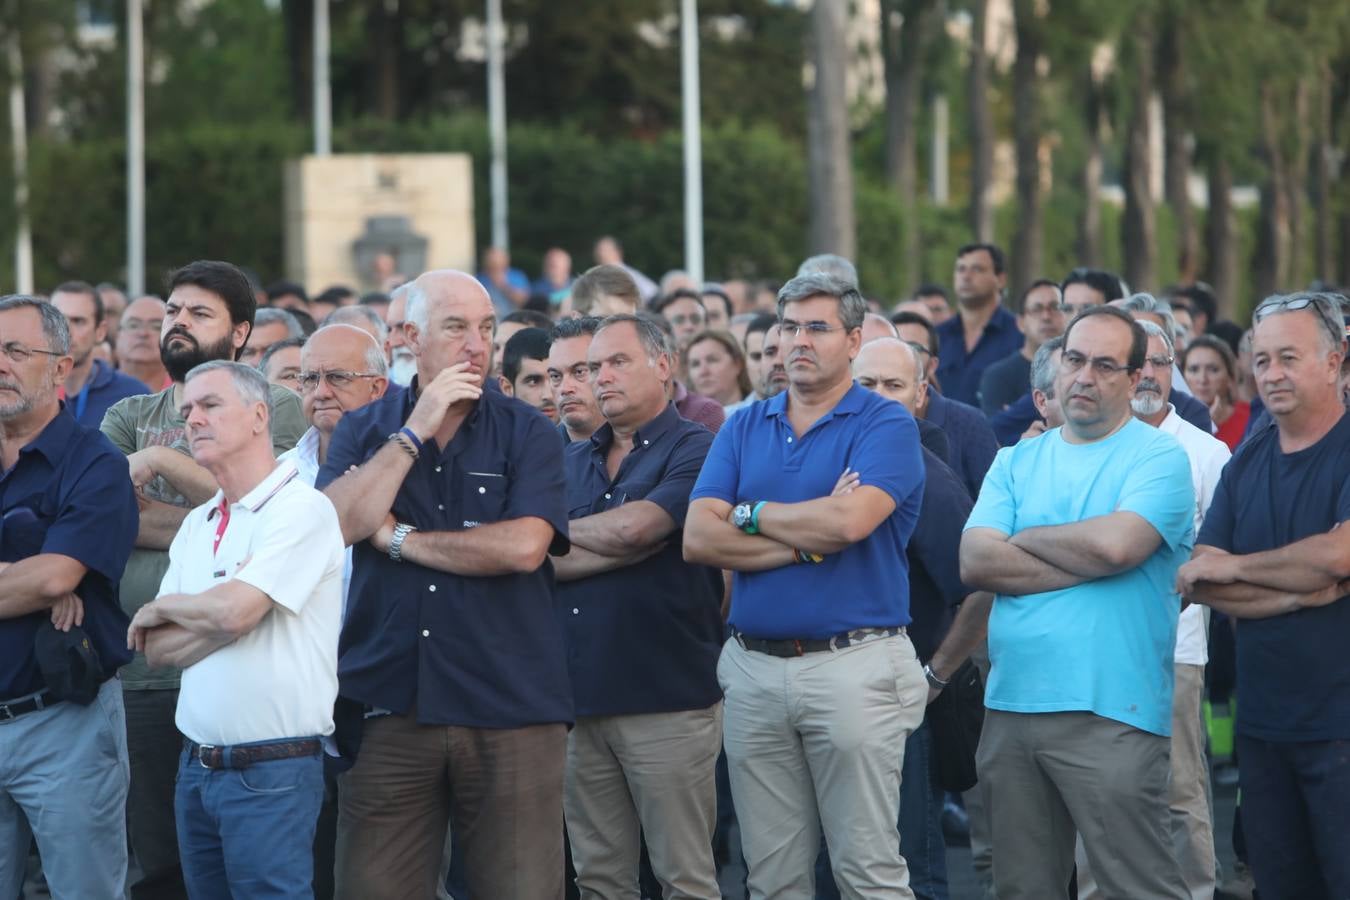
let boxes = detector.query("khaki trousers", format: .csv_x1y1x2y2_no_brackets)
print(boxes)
978,710,1187,900
564,703,723,900
718,633,927,900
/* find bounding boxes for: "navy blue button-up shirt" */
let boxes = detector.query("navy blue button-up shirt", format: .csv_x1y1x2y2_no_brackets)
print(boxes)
925,392,998,499
936,304,1024,407
68,359,149,429
906,447,973,661
558,404,723,718
0,406,138,698
317,380,573,728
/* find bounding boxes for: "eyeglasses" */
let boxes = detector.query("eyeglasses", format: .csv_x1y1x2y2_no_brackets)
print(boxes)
1253,293,1347,344
666,313,705,327
0,341,64,364
1060,350,1132,377
780,321,848,339
120,318,163,333
1144,354,1175,370
297,370,382,392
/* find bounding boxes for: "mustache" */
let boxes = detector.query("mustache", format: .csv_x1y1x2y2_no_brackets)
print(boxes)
1136,379,1163,394
162,327,198,350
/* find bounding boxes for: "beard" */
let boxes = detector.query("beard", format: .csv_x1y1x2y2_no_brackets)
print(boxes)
1131,388,1167,416
161,329,237,383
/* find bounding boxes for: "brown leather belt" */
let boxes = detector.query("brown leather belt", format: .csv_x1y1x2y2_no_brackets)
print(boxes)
186,737,321,770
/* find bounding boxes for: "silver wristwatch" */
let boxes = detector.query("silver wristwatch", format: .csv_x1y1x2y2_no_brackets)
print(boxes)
388,522,416,562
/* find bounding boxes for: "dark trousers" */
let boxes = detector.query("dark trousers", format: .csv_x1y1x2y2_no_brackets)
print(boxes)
334,713,566,900
1237,734,1350,900
124,688,187,900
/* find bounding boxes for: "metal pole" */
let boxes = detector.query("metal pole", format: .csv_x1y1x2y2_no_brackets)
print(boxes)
127,0,145,295
313,0,331,156
7,34,32,293
486,0,508,250
680,0,703,283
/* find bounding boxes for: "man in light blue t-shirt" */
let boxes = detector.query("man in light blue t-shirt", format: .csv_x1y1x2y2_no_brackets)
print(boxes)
960,305,1193,900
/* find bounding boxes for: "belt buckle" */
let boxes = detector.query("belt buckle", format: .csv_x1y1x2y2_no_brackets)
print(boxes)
197,744,217,769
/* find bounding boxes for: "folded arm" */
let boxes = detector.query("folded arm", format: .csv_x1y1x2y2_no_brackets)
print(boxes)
322,440,417,546
0,554,87,620
683,499,796,572
567,501,675,556
394,517,557,577
1224,528,1350,593
135,497,191,550
1010,512,1164,579
754,486,897,556
960,527,1088,596
138,446,218,506
552,543,663,582
128,580,277,655
143,624,235,669
1180,545,1347,619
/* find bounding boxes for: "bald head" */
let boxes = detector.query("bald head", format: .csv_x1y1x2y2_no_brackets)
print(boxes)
853,337,926,414
405,269,495,384
300,324,388,435
861,312,899,345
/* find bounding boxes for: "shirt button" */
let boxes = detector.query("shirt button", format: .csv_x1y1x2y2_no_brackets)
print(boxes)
642,440,649,446
421,629,430,637
435,466,442,473
787,436,794,443
604,493,611,500
572,608,579,615
478,486,486,494
428,584,437,592
437,503,444,510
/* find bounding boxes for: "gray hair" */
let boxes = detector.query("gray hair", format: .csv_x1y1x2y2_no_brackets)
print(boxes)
596,313,671,368
0,295,72,355
1253,291,1347,355
323,305,388,344
1135,318,1174,359
404,279,430,332
1030,335,1065,398
796,254,859,288
1118,293,1178,347
306,324,388,377
254,307,304,339
257,336,306,375
776,272,867,331
185,360,274,417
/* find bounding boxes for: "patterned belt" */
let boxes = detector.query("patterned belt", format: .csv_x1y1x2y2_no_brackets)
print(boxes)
734,626,906,658
187,737,322,770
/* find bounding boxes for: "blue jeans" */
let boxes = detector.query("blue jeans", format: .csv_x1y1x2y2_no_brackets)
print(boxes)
0,678,128,900
1237,734,1350,900
814,720,948,900
175,743,324,900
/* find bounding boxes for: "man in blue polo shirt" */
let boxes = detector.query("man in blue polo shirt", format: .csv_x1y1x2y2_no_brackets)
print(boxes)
554,314,723,899
686,271,927,898
51,281,148,426
960,305,1192,900
318,269,571,900
0,295,138,899
935,243,1023,408
1177,291,1350,900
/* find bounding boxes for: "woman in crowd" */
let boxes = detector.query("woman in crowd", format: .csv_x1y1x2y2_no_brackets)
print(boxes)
684,330,753,413
1183,334,1250,450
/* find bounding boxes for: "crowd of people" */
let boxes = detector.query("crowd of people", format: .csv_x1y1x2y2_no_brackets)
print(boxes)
0,234,1347,900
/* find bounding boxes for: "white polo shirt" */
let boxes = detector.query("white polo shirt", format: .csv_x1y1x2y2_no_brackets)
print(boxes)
1157,405,1232,666
160,460,344,746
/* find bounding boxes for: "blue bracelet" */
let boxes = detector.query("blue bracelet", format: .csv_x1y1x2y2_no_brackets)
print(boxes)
750,500,767,534
399,426,424,453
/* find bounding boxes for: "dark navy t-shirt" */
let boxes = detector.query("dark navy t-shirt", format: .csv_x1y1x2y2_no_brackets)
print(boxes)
1196,411,1350,741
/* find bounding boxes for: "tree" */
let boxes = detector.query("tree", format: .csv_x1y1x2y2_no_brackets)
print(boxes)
1121,12,1156,292
966,0,994,243
1011,0,1043,298
1158,9,1198,282
805,0,855,259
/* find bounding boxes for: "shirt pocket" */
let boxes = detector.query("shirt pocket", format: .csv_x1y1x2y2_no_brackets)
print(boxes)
602,479,656,511
460,471,508,528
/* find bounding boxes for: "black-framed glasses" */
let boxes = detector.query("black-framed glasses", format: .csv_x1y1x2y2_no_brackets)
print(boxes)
780,321,848,338
0,341,64,364
1060,350,1132,377
297,370,382,392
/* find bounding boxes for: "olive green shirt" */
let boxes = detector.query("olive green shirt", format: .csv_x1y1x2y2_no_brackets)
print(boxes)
100,383,307,690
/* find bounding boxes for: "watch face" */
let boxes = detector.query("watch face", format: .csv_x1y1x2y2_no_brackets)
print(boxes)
733,504,751,528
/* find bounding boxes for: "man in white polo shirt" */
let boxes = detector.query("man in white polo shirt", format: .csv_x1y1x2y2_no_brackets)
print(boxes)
127,360,344,900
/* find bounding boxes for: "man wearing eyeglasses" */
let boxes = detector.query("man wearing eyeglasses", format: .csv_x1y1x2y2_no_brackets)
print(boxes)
100,261,307,900
960,305,1193,900
978,280,1065,415
685,271,928,898
1177,291,1350,900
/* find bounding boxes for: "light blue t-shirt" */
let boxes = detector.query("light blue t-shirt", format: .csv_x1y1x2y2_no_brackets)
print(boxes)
964,417,1194,735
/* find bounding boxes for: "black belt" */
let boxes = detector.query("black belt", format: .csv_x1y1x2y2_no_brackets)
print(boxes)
0,690,59,722
734,626,905,658
186,737,322,770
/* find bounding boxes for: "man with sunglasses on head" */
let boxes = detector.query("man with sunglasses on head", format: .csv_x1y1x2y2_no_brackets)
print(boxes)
961,305,1193,900
100,260,307,900
685,271,928,898
1177,291,1350,900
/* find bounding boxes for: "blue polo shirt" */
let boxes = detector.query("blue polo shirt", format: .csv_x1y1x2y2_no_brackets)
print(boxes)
925,392,998,498
690,384,925,639
558,403,723,717
0,405,138,698
66,359,149,429
1196,411,1350,741
317,379,574,728
906,447,972,661
935,304,1024,407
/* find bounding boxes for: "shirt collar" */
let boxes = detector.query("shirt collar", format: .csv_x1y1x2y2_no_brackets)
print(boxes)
18,404,78,465
588,401,682,452
208,460,301,518
88,358,116,390
402,373,499,427
761,382,869,420
294,426,322,463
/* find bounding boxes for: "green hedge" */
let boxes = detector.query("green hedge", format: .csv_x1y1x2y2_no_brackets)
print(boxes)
0,115,1259,310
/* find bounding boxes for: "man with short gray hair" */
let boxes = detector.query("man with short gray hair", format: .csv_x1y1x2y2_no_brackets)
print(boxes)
128,360,344,900
686,272,928,898
240,307,303,367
